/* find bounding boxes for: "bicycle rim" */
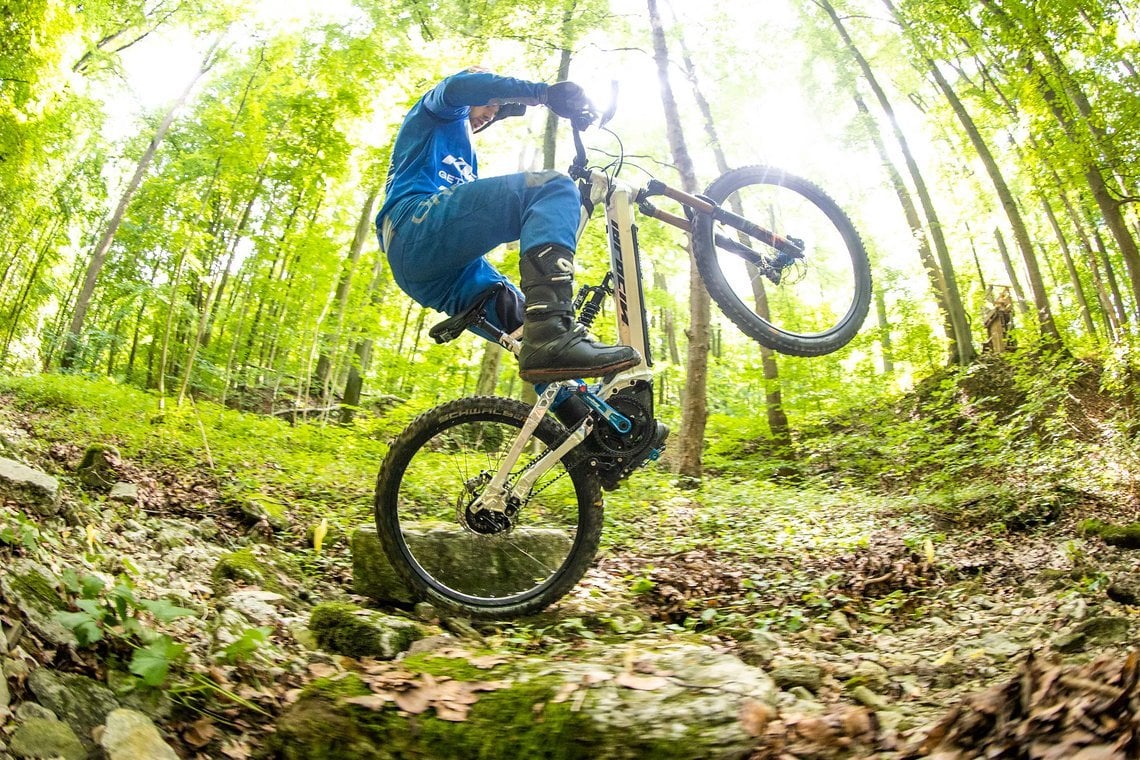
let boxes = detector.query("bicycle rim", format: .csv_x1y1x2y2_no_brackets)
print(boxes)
695,166,871,356
375,397,601,617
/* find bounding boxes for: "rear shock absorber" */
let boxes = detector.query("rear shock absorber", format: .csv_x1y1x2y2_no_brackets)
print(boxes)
573,273,614,330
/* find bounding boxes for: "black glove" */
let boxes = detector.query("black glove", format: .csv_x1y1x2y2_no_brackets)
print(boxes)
546,81,595,129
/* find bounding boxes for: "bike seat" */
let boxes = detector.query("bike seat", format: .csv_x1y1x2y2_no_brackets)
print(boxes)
429,283,505,344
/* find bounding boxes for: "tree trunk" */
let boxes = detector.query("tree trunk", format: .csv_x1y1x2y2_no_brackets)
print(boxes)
0,220,58,364
649,0,709,480
1040,195,1096,338
988,227,1028,320
875,288,894,374
543,0,576,172
675,10,789,448
61,40,218,370
340,223,391,424
316,187,379,404
820,0,975,364
475,346,504,396
853,94,959,361
653,270,681,364
886,0,1060,345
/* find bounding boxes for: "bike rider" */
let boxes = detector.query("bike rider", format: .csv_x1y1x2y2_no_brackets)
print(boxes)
376,67,641,384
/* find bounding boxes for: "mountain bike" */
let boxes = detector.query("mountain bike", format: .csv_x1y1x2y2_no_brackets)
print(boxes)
374,100,872,619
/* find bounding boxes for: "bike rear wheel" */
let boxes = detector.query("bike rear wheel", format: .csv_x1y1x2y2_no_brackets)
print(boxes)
374,396,603,619
691,165,872,356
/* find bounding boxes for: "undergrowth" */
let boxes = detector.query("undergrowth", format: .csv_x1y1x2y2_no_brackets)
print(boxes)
0,375,394,526
701,348,1140,529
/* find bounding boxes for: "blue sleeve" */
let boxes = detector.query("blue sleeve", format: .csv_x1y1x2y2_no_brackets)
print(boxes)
422,70,549,121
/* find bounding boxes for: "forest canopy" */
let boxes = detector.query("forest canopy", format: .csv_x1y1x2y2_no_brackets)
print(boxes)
2,0,1139,438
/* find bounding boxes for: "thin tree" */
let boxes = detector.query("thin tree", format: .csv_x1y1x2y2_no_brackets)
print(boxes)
61,38,220,370
816,0,975,364
649,0,709,480
673,15,790,448
884,0,1061,345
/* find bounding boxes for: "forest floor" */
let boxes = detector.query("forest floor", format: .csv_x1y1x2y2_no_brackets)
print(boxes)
0,360,1136,758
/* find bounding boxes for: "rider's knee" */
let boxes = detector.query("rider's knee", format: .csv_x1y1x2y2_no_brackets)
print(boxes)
491,283,524,334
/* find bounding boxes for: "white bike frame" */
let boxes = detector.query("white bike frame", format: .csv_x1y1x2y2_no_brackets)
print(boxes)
473,168,655,514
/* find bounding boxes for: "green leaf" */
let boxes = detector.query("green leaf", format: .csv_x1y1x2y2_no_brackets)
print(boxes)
629,577,656,595
111,580,135,622
80,574,106,598
76,598,103,615
60,568,80,594
129,637,185,687
139,598,198,622
54,611,103,645
220,626,272,664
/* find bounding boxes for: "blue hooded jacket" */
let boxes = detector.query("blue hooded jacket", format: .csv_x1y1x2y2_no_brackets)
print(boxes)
376,69,549,241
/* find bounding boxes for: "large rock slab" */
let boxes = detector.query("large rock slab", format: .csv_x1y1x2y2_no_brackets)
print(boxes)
100,708,178,760
0,457,60,515
274,643,777,760
0,560,76,647
352,524,573,603
28,668,120,746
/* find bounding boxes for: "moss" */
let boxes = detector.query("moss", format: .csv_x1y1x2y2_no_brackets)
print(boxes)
1080,519,1140,549
211,547,293,596
302,673,371,700
308,602,421,659
11,567,67,615
279,667,716,760
396,652,508,682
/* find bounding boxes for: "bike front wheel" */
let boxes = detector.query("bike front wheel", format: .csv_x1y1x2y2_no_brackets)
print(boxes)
374,396,603,619
691,165,872,356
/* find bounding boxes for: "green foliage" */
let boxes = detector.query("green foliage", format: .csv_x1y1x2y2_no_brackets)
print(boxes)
219,626,274,665
53,572,196,687
1078,519,1140,549
0,374,388,523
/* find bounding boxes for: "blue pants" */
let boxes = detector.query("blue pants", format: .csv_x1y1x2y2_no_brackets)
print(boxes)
381,170,579,336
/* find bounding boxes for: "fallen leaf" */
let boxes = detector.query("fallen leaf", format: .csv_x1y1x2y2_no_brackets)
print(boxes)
739,700,773,736
433,703,469,721
841,705,874,740
581,670,613,685
182,717,217,748
549,682,579,704
344,694,390,710
219,740,252,759
614,672,669,690
307,662,339,678
394,689,431,714
793,715,835,744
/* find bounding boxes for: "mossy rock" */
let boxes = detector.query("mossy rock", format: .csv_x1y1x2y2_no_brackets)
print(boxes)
236,494,290,531
273,644,777,760
0,560,75,647
28,668,120,748
77,444,120,489
308,602,424,659
1079,519,1140,549
211,546,302,597
8,717,86,760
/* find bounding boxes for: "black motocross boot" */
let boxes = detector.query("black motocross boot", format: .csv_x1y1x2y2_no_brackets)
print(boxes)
518,244,641,383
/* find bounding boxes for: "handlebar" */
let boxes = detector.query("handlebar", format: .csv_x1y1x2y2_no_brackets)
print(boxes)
569,80,619,178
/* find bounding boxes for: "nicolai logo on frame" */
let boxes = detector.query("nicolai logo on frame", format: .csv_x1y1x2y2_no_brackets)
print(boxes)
609,220,630,327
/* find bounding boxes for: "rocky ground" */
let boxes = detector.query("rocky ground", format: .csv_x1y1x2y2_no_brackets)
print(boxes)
0,393,1136,758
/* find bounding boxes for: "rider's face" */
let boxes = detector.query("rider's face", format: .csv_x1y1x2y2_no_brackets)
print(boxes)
468,105,500,132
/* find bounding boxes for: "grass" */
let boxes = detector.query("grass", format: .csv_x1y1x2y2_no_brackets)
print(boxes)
0,374,392,525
